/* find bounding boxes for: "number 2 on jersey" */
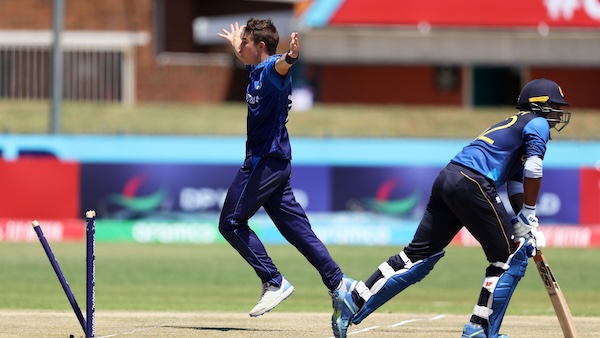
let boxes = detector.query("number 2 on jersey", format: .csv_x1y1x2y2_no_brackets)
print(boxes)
476,112,529,144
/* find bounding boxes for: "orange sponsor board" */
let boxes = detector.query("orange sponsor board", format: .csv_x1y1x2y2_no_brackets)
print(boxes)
452,226,600,248
0,218,85,242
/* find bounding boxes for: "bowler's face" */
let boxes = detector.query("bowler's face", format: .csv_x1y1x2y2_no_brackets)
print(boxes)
240,31,261,65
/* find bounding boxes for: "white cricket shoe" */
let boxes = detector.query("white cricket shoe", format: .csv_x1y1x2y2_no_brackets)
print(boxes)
249,277,294,317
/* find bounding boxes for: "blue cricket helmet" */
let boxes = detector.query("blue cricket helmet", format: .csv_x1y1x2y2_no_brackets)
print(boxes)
517,78,569,108
517,78,571,132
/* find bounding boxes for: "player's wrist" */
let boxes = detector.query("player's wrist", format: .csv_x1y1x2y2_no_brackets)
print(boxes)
285,52,298,65
522,204,536,217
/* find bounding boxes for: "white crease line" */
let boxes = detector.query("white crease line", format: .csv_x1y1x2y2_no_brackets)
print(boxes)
429,314,445,320
348,326,380,335
390,314,446,328
390,319,419,328
333,314,446,337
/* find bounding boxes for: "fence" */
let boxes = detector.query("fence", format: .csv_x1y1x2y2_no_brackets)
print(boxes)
0,30,149,105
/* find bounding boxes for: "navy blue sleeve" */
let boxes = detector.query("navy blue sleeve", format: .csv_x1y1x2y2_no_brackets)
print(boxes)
263,55,290,90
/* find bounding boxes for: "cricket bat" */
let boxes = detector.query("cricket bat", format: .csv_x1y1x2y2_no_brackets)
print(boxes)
533,250,578,338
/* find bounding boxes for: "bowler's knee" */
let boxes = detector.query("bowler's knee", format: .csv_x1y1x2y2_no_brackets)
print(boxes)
218,216,234,235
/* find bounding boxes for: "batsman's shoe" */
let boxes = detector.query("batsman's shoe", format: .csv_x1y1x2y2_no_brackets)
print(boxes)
461,323,509,338
249,277,294,317
330,276,359,338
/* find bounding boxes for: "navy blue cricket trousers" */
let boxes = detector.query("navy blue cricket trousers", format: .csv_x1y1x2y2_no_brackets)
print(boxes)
404,162,516,264
219,156,343,291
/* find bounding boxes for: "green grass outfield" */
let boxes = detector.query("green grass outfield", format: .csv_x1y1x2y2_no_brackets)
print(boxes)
1,243,598,317
1,101,599,139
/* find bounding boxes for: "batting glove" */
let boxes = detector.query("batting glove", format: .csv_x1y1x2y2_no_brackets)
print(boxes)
532,227,546,248
511,211,546,257
513,204,538,238
520,228,546,257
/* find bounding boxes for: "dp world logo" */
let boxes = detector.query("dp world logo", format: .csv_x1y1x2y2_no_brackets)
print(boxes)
106,175,168,213
349,178,419,216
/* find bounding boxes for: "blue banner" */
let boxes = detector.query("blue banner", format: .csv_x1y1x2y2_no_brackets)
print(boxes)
81,163,580,224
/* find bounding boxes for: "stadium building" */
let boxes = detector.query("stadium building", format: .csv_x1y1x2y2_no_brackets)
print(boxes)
1,0,599,108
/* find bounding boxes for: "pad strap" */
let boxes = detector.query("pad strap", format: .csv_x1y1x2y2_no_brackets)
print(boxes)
355,281,372,302
399,251,413,267
378,262,395,279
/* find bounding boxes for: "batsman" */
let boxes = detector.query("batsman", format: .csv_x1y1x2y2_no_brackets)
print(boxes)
332,79,572,338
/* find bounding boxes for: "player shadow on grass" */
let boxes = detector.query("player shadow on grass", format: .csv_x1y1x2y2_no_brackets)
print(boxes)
164,325,283,333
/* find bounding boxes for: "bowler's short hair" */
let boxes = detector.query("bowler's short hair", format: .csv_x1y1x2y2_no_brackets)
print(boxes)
245,18,279,55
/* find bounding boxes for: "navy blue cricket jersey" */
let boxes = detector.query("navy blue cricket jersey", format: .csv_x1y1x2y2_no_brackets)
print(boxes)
451,111,551,187
245,54,292,160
